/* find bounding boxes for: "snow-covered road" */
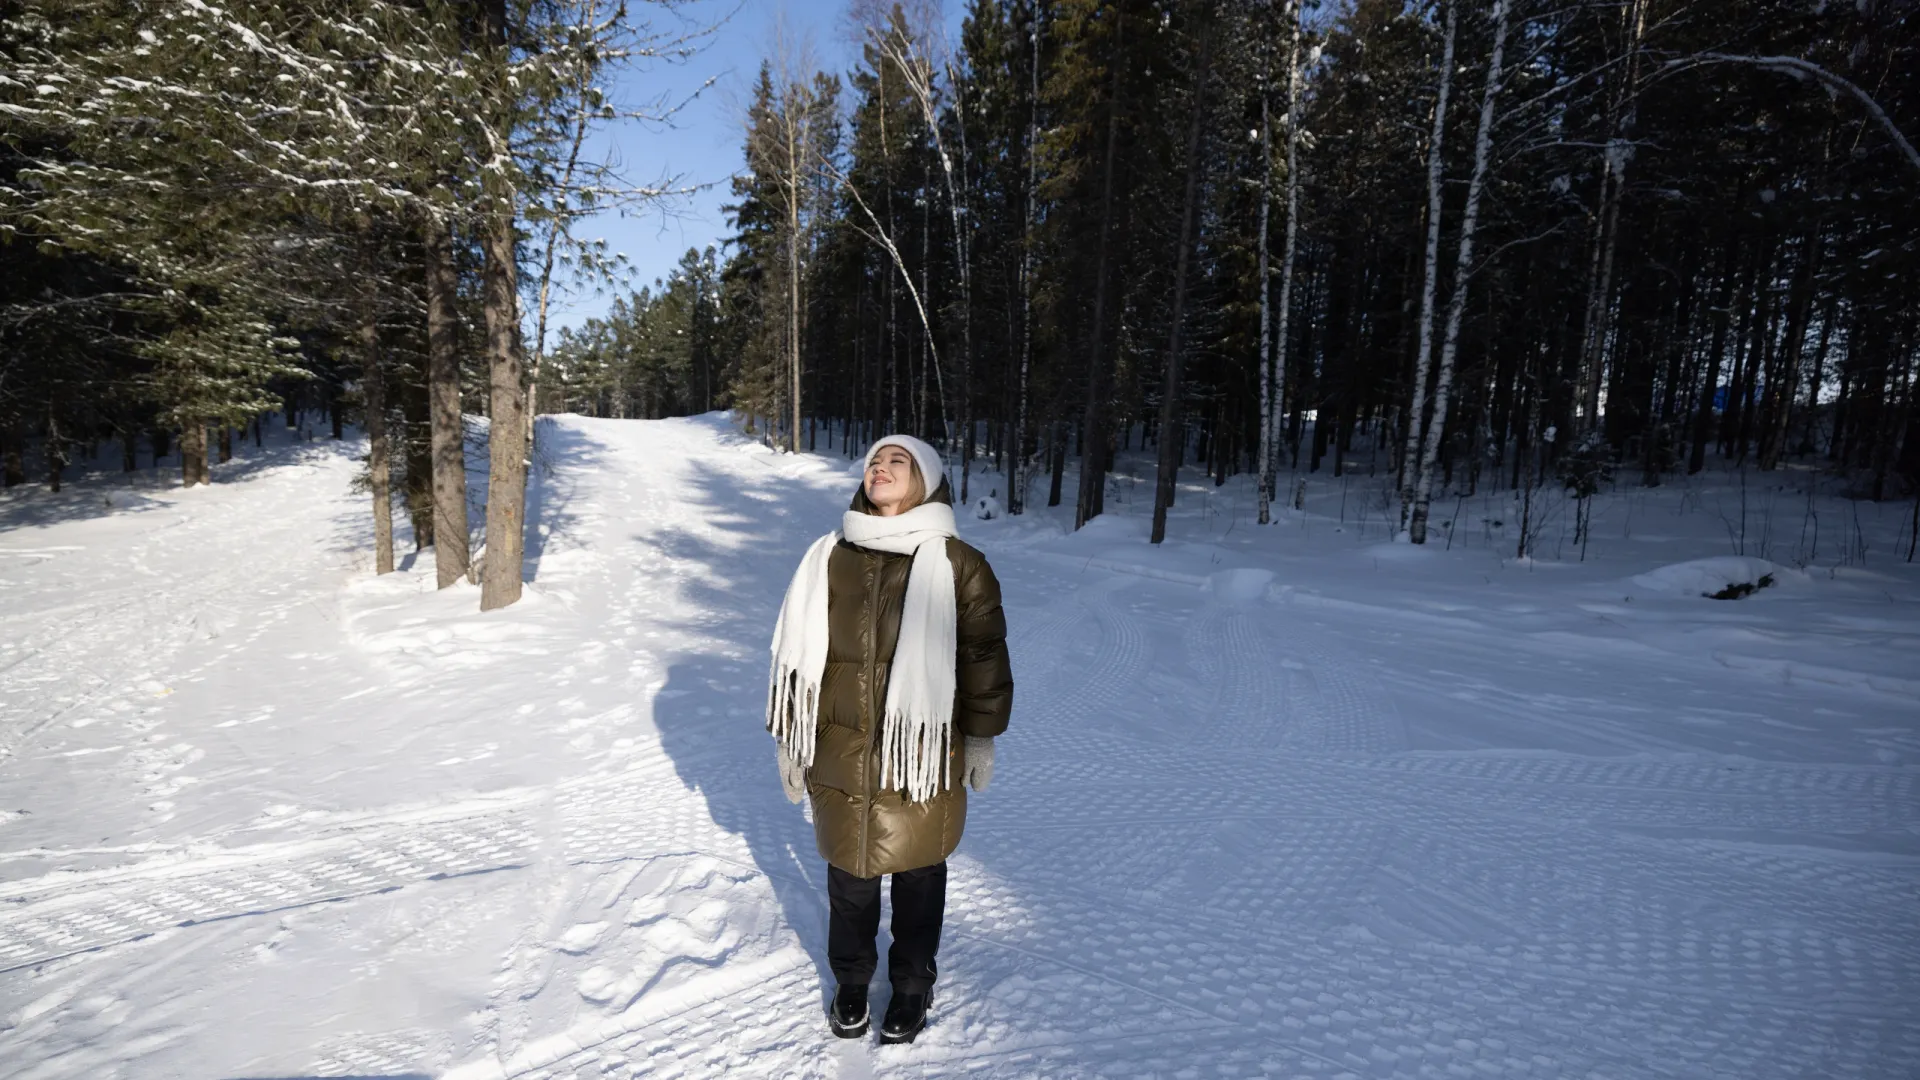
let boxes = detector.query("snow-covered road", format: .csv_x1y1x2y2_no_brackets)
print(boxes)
2,415,1916,1079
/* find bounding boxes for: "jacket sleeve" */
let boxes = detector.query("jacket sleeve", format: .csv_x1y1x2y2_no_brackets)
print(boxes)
951,543,1013,738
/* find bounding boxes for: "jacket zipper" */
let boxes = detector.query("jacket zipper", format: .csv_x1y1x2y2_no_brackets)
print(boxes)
858,551,881,878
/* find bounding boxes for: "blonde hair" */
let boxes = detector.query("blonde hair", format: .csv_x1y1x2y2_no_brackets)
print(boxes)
897,460,927,511
867,448,927,513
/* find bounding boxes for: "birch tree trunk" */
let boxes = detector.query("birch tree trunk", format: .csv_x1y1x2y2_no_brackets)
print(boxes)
870,20,974,481
1409,0,1509,544
952,91,975,501
425,219,471,588
1261,0,1305,526
1010,16,1039,515
363,317,395,575
1398,0,1456,533
789,111,804,454
1254,11,1278,525
1150,20,1216,546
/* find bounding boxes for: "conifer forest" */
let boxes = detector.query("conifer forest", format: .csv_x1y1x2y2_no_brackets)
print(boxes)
4,0,1918,588
552,0,1920,549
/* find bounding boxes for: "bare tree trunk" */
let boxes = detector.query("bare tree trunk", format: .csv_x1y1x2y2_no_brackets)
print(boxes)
1150,21,1216,545
399,367,435,550
1760,231,1820,470
1689,243,1739,473
918,160,932,442
1047,420,1066,507
1410,0,1509,544
1076,11,1128,531
1010,14,1040,515
45,412,63,493
363,318,395,575
1798,292,1838,455
425,219,471,588
952,92,976,499
478,0,525,612
878,27,975,483
480,208,527,610
834,170,949,440
1577,0,1649,436
1399,0,1456,532
2,425,24,487
218,426,233,464
180,424,207,488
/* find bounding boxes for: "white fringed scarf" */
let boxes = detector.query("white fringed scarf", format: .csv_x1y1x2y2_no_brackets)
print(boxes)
767,500,959,803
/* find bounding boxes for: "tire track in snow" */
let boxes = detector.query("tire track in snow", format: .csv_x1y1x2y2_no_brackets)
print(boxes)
0,793,542,972
1000,575,1153,767
1182,604,1298,755
1266,608,1408,755
1363,818,1920,1004
1352,753,1919,833
942,870,1919,1080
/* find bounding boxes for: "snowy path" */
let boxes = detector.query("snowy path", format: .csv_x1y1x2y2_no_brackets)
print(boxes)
2,415,1916,1079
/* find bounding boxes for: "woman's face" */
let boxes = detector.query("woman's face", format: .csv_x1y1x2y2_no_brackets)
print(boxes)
865,446,922,517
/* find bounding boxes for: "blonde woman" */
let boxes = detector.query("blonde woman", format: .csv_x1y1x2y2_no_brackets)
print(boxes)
767,434,1013,1044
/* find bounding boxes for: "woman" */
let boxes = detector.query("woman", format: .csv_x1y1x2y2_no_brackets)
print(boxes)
767,434,1013,1045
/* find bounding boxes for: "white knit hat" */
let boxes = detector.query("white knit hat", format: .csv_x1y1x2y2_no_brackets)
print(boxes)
865,434,947,495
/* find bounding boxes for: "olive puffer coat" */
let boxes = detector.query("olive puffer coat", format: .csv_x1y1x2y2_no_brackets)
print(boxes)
807,489,1013,878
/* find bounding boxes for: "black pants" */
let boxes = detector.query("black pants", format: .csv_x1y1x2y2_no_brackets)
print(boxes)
826,861,946,993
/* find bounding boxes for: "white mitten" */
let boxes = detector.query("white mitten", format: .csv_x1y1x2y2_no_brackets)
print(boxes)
778,753,808,805
963,736,995,792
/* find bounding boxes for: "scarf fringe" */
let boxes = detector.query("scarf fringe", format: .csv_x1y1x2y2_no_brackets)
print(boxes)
766,661,820,768
878,702,954,804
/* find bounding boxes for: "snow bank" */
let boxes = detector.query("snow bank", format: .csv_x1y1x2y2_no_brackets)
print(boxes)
1206,567,1275,605
1629,556,1793,599
1365,540,1441,564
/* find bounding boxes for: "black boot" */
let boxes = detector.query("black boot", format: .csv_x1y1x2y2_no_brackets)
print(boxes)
829,983,869,1038
879,989,932,1044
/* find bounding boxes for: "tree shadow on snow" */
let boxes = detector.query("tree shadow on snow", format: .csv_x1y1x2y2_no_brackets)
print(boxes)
522,415,612,582
643,452,856,1009
0,434,361,533
308,415,601,578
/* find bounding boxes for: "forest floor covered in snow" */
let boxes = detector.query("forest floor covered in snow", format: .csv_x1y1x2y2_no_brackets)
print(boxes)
2,413,1917,1079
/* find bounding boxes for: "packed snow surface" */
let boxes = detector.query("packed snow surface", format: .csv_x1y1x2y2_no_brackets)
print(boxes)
2,414,1917,1079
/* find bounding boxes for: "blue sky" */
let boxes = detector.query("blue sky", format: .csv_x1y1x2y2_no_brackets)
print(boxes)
547,0,855,333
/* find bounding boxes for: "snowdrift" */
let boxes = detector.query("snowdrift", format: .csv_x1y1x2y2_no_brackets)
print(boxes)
1628,556,1797,599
